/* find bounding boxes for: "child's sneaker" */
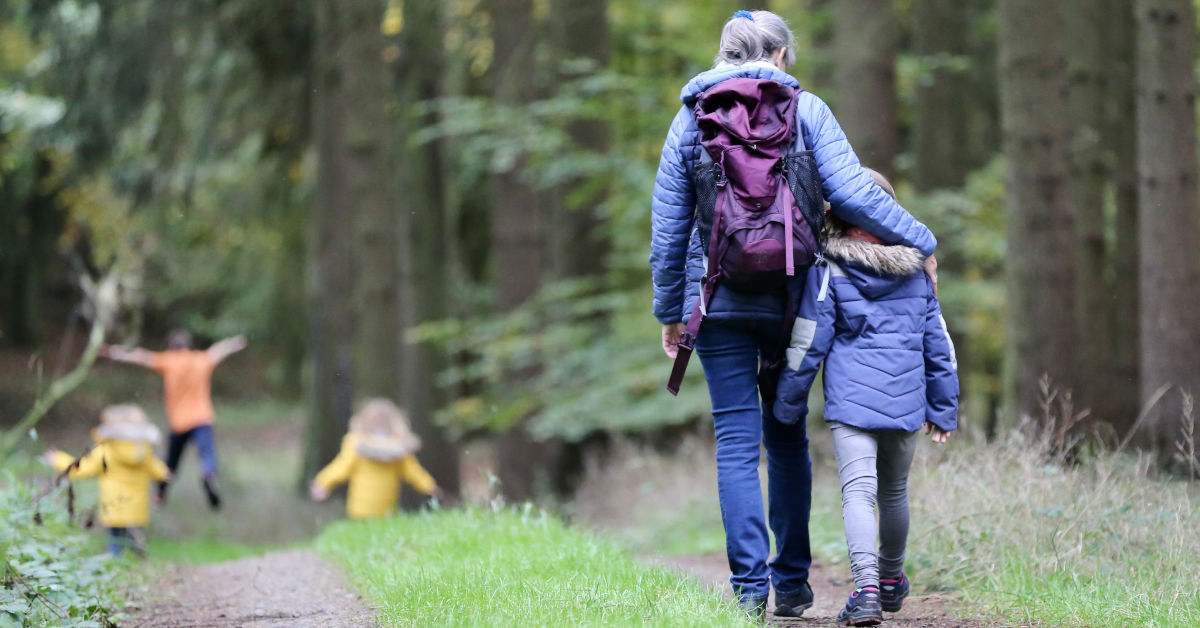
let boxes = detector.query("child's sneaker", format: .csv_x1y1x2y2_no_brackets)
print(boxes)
880,572,909,612
202,476,222,511
737,595,767,621
835,586,883,626
773,582,814,617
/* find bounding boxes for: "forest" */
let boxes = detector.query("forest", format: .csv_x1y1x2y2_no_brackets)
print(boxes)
2,0,1200,626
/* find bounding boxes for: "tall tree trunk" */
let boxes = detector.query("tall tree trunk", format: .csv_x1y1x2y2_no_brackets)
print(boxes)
490,0,546,501
346,0,399,400
912,0,970,192
833,0,898,178
998,0,1078,420
548,0,610,281
1066,0,1116,426
1134,0,1200,454
546,0,611,496
397,0,460,502
1109,0,1141,436
302,0,357,485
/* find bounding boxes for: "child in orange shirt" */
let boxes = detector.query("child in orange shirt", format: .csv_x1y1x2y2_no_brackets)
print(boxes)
99,329,246,509
310,399,442,519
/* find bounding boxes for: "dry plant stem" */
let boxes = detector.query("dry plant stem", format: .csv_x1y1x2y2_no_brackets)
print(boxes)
1174,391,1197,476
4,565,69,619
1116,383,1173,453
0,318,106,463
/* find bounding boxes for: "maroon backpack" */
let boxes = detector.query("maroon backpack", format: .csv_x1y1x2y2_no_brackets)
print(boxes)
666,78,823,396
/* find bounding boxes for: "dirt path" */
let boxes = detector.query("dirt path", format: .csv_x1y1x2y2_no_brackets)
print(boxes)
128,549,375,627
658,553,992,627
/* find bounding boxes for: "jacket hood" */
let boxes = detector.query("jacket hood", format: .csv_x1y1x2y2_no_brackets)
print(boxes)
353,433,418,462
681,62,799,106
823,223,925,299
93,433,155,466
95,422,161,445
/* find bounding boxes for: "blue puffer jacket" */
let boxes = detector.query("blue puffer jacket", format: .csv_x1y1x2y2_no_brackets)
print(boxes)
772,227,959,432
650,63,938,325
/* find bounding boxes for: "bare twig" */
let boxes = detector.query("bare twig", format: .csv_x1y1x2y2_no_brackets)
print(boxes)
1116,384,1173,454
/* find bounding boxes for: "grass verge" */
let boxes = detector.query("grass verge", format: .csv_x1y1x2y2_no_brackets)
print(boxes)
317,507,752,627
574,430,1200,627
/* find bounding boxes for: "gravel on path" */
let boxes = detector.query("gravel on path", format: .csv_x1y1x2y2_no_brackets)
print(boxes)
128,549,375,628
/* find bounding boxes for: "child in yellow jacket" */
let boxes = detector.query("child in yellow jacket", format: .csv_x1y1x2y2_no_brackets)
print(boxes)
44,404,170,556
310,399,442,519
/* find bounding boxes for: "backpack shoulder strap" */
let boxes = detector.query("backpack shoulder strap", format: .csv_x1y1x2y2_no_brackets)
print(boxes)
793,91,809,152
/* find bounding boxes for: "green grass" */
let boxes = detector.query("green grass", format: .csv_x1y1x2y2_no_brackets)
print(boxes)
574,429,1200,627
317,507,753,627
907,434,1200,627
146,537,278,564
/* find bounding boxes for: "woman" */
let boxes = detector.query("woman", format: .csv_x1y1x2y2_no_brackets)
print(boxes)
649,10,937,619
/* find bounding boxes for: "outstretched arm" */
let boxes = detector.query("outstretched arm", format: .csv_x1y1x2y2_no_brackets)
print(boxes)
207,335,248,364
310,436,356,500
98,345,158,369
800,92,937,256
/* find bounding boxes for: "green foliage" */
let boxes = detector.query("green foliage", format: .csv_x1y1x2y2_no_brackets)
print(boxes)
0,474,128,627
902,159,1008,421
414,278,710,442
317,507,753,627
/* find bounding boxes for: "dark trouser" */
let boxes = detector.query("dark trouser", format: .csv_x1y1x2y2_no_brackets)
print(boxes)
162,424,218,498
107,527,145,556
696,319,813,602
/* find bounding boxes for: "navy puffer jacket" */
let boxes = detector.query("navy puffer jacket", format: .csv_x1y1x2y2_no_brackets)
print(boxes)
772,227,959,432
650,63,938,325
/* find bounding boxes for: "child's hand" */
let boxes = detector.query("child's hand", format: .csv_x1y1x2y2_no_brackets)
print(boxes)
309,483,330,502
429,487,446,501
924,254,939,296
41,448,59,466
924,422,950,444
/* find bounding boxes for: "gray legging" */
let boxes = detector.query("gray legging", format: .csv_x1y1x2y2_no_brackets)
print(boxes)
830,422,918,589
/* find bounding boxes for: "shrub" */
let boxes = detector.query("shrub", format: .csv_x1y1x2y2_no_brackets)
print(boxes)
0,472,128,627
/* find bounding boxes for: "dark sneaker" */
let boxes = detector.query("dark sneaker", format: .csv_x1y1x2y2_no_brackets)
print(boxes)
836,586,883,626
737,595,767,622
202,476,222,511
880,572,910,612
774,582,814,617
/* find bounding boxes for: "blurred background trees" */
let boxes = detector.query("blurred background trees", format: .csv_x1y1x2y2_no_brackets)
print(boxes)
4,0,1200,497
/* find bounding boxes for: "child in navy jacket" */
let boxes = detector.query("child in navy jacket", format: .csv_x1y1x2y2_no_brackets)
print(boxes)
774,172,958,626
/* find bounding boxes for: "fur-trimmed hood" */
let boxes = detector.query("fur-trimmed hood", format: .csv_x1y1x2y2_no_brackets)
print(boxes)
822,221,925,278
95,423,161,445
354,433,419,462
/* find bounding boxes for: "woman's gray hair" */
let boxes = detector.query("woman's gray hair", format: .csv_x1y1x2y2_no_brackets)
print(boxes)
715,10,797,68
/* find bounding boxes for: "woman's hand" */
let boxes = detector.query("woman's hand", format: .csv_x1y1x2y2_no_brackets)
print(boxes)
662,323,686,359
924,422,950,444
309,483,330,502
924,254,939,296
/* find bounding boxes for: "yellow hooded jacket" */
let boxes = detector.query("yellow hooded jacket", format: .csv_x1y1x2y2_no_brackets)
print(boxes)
313,433,436,520
51,433,169,528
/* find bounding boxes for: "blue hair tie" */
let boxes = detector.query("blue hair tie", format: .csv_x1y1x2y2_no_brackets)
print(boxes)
733,10,754,21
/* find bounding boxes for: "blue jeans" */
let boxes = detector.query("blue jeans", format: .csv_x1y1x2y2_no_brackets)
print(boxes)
165,424,218,478
107,527,144,556
696,319,813,600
